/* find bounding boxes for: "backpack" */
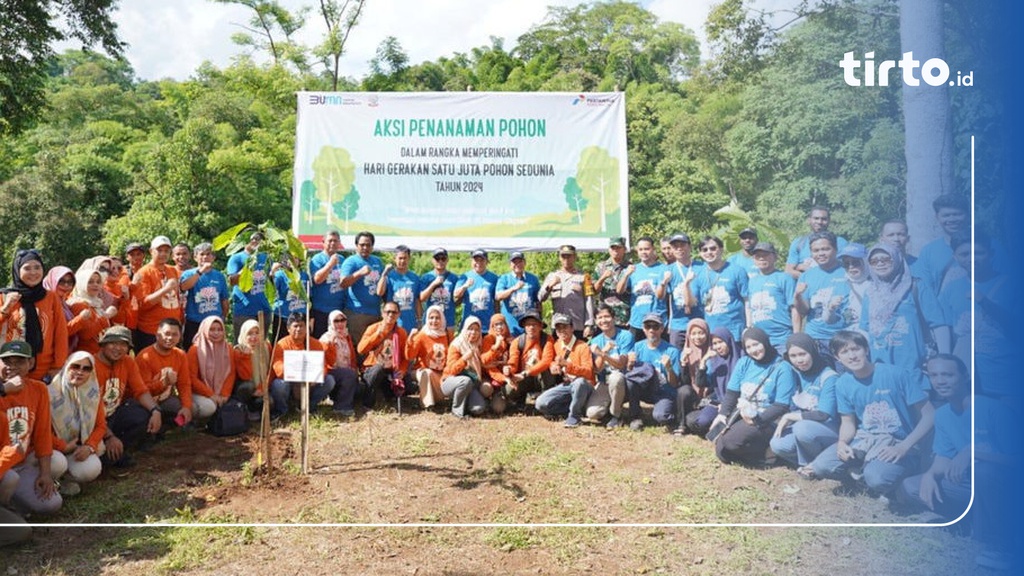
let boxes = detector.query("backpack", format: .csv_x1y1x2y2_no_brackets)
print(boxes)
207,398,249,437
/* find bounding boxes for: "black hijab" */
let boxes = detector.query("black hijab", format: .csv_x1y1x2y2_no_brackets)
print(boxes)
740,326,778,366
2,249,47,354
785,333,829,378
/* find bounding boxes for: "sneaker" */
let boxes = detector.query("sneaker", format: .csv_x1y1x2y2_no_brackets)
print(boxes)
58,480,81,497
563,415,580,428
629,418,644,431
671,427,686,436
334,408,355,418
605,416,622,429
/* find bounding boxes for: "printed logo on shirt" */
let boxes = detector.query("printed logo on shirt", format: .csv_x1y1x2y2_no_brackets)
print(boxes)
250,269,267,295
749,290,779,324
103,378,123,413
393,285,415,311
468,287,491,312
861,400,899,435
194,286,221,315
429,343,446,371
328,269,343,294
6,406,29,448
363,268,381,288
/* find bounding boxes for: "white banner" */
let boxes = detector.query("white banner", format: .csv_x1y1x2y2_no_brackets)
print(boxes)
292,92,628,251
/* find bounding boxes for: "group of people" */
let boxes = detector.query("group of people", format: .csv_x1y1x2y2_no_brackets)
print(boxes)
0,194,1011,562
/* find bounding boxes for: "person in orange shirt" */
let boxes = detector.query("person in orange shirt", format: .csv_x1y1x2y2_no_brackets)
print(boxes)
440,316,487,418
357,301,412,410
47,352,106,496
480,313,512,414
0,250,70,382
120,242,148,330
234,319,271,411
136,319,206,426
93,326,161,466
187,317,237,411
318,310,359,417
269,313,337,421
504,310,554,410
67,267,117,355
405,305,450,410
0,341,63,515
534,314,597,428
131,236,181,353
104,255,131,327
0,408,32,547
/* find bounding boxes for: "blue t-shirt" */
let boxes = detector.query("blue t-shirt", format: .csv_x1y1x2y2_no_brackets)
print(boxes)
940,274,1014,396
835,363,928,441
790,366,839,425
341,254,384,315
665,261,703,332
727,252,758,279
631,340,681,382
691,262,749,341
456,270,499,333
859,281,945,389
308,251,346,314
589,328,635,380
748,270,795,347
272,269,308,319
418,270,459,328
787,234,849,266
495,272,541,337
797,264,850,340
726,357,797,416
226,251,271,317
384,269,420,332
624,262,668,329
932,401,969,459
180,268,229,323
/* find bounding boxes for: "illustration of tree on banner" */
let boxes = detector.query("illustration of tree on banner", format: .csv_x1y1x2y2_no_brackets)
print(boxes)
332,185,360,233
563,177,588,225
299,180,318,225
575,146,620,233
312,146,355,226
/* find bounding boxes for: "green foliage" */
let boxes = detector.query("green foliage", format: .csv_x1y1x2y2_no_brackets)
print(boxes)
214,220,308,304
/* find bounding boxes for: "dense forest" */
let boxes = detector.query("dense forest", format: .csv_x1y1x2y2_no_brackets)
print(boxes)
0,0,997,282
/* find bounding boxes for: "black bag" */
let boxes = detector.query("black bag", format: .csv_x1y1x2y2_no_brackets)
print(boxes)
207,398,249,437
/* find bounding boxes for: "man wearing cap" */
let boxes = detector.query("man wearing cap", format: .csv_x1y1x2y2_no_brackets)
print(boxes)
94,326,162,466
623,314,681,431
616,236,670,342
785,206,849,279
131,236,182,352
505,311,555,408
376,245,420,332
419,248,459,330
539,245,595,340
340,231,385,345
593,237,632,330
495,251,541,337
225,232,272,342
728,228,760,279
454,249,498,334
661,233,704,349
747,242,797,354
0,341,62,515
0,409,32,547
534,313,597,427
310,229,348,338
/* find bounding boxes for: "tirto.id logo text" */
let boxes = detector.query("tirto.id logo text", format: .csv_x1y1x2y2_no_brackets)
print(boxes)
840,51,973,87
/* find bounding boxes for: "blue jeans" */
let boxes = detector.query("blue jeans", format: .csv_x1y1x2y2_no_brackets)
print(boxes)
269,374,337,419
769,419,839,466
898,473,971,520
810,441,917,493
328,367,359,412
535,377,592,418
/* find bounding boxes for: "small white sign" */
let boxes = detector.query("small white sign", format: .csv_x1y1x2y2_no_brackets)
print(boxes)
283,350,325,383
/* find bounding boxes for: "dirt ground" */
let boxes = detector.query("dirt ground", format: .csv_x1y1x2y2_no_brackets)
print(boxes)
1,405,986,575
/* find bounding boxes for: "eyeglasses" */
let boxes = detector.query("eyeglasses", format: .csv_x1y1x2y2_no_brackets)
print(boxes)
98,266,111,273
643,323,662,330
333,317,348,323
841,259,862,268
868,256,893,266
68,363,93,373
699,245,718,252
58,277,75,286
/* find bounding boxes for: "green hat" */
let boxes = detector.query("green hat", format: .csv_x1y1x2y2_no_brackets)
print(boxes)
99,325,133,346
0,340,33,359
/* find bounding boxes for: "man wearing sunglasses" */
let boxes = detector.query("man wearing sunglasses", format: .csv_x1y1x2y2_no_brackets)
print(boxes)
418,248,458,330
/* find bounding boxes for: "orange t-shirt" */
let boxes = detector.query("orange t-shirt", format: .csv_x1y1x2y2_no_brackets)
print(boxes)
480,334,511,383
406,331,449,373
132,263,181,334
94,355,149,416
357,322,409,372
0,290,69,379
136,345,193,409
508,335,554,377
0,410,23,476
271,337,336,380
67,302,111,355
0,377,53,458
552,338,595,383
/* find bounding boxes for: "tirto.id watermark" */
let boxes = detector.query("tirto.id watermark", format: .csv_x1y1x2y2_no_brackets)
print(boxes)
840,51,973,87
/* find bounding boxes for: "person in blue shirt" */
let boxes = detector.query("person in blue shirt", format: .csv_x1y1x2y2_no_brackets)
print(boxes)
494,251,540,337
916,194,1004,295
808,331,934,496
454,249,498,334
616,236,668,342
710,327,797,467
746,242,797,354
662,233,703,349
418,248,459,329
179,242,229,348
309,230,347,338
340,231,384,345
785,206,848,279
769,333,839,473
794,231,850,365
623,313,680,431
684,235,749,342
727,227,760,279
588,305,635,429
270,259,309,344
225,232,271,341
375,245,420,333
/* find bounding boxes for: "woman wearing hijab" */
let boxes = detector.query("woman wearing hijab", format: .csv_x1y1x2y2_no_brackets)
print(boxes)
67,267,118,355
440,316,488,418
47,351,106,496
405,305,450,411
185,316,232,419
673,318,711,435
710,327,797,466
860,243,949,388
319,309,360,416
683,327,740,436
233,319,271,411
0,249,69,381
42,265,78,353
770,333,840,476
479,313,512,414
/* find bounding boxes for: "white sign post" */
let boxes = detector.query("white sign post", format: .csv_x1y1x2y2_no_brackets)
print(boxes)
283,350,325,474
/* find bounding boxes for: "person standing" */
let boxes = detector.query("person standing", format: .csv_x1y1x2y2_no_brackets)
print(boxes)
793,231,850,363
1,249,70,382
225,233,271,343
180,242,230,348
340,231,384,346
454,249,498,334
309,230,347,338
539,245,594,340
662,233,703,349
785,206,848,279
592,237,632,330
746,242,797,354
418,248,459,330
616,236,669,342
376,245,420,333
684,236,749,342
494,251,541,337
727,227,760,279
131,236,182,353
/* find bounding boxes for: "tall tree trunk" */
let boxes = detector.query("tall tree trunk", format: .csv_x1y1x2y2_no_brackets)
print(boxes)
901,0,954,255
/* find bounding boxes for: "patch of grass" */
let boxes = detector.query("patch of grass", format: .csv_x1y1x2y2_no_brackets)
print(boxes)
397,431,437,456
664,440,719,473
293,503,360,523
488,434,552,473
534,527,611,566
57,470,193,523
154,509,260,573
484,525,539,551
667,487,769,523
